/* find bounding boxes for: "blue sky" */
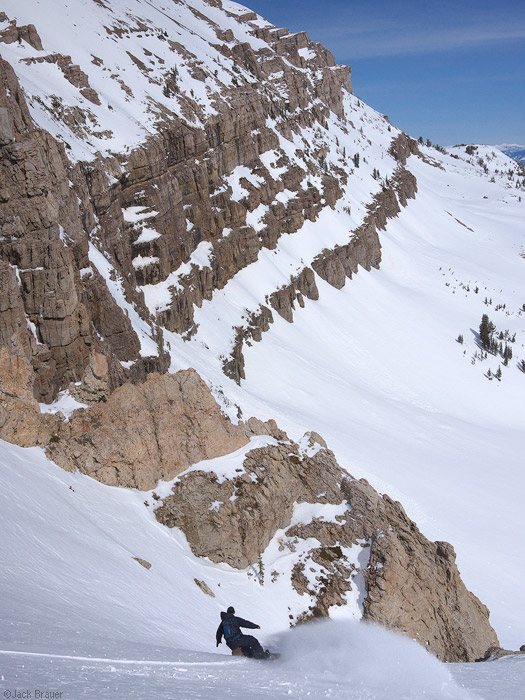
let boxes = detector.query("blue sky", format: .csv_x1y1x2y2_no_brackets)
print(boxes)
246,0,525,146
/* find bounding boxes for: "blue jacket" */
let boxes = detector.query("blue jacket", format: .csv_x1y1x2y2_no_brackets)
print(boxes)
216,611,259,646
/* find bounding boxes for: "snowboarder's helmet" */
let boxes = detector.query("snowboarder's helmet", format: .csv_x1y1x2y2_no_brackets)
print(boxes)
227,606,235,614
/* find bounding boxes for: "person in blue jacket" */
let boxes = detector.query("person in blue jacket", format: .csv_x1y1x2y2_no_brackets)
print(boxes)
216,606,268,659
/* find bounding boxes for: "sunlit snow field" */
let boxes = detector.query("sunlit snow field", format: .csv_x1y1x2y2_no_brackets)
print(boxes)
231,153,525,651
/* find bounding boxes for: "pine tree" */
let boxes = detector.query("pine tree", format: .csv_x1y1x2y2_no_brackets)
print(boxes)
496,366,502,381
479,314,496,351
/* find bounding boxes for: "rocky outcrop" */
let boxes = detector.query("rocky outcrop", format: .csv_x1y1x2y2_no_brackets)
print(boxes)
311,167,417,284
0,344,59,447
46,367,284,489
388,132,421,165
124,105,345,337
0,19,43,51
21,54,101,105
342,479,498,663
155,440,343,568
0,54,168,406
154,437,498,662
223,167,417,383
48,368,249,489
69,350,110,404
477,645,525,661
0,58,92,402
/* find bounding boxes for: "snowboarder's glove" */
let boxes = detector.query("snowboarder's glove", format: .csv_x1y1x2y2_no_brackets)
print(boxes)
256,625,260,629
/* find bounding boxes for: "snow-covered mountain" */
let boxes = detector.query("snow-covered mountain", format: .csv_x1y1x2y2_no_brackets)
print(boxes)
1,0,524,696
496,143,525,165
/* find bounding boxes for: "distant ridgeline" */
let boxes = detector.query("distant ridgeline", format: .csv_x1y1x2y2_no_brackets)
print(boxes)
497,144,525,165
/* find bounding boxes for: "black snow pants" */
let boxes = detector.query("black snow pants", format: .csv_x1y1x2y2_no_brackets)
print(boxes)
228,634,266,659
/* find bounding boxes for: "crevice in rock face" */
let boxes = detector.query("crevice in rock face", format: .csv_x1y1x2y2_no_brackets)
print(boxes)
222,166,418,383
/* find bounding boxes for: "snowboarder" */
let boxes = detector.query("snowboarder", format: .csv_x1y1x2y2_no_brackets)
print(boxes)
216,606,269,659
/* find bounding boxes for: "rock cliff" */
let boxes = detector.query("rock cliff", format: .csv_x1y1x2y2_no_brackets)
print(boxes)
0,0,422,409
48,367,285,490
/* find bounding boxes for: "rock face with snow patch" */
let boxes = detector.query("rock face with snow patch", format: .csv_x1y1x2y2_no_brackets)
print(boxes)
46,367,286,489
155,436,498,662
0,0,421,411
155,439,345,568
0,54,169,407
0,344,59,446
0,57,92,402
48,368,253,489
343,479,499,663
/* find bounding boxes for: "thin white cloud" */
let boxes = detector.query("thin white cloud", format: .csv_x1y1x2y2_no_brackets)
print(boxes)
317,19,525,59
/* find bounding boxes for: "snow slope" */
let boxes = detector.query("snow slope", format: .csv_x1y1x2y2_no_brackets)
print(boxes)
2,438,522,700
232,150,525,648
1,0,524,692
155,135,525,648
0,437,329,657
3,645,524,700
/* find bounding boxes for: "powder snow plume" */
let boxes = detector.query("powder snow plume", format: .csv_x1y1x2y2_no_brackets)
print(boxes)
272,620,477,700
